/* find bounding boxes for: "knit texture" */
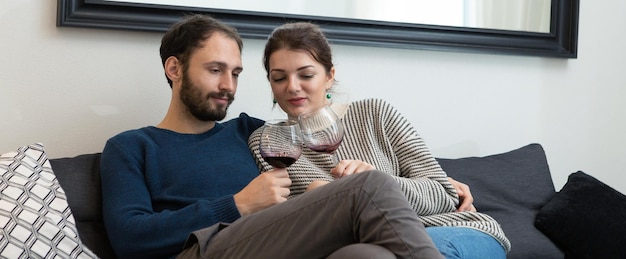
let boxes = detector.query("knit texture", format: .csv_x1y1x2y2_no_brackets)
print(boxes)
249,98,511,252
101,113,264,258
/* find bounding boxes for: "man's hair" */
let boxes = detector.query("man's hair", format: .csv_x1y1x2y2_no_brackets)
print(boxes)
159,14,243,88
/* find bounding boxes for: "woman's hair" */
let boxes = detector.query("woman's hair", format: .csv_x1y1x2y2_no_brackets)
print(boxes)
263,22,334,80
159,14,243,88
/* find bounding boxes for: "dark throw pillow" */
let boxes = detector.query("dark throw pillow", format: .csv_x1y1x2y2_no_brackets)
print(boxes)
50,153,117,259
535,171,626,259
437,143,563,259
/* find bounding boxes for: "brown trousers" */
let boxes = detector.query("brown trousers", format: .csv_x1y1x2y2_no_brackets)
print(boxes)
177,171,443,259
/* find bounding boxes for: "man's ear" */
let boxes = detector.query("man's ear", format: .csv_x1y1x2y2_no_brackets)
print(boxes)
164,56,182,83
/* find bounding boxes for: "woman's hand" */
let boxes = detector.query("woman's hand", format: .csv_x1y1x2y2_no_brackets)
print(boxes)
306,180,330,192
330,159,375,179
448,177,476,212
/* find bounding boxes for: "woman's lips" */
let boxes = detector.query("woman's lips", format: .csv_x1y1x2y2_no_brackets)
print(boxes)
288,97,307,106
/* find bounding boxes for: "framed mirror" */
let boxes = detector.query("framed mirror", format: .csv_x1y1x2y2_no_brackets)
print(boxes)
57,0,578,58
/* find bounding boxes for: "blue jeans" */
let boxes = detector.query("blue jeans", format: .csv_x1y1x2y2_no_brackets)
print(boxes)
426,226,506,259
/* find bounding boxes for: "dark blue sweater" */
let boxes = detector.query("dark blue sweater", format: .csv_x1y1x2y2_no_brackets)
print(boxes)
100,113,264,258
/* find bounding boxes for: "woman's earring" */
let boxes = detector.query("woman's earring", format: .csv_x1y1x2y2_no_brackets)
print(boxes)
326,93,332,100
273,99,277,104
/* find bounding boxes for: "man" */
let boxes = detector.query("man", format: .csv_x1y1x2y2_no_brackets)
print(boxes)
100,14,443,258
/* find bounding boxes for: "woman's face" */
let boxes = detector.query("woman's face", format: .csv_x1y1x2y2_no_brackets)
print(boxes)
268,48,334,119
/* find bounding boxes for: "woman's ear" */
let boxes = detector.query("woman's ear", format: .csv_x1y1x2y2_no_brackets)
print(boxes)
164,56,182,84
326,66,336,89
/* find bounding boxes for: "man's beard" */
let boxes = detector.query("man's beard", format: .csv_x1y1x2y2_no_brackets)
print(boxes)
180,72,234,122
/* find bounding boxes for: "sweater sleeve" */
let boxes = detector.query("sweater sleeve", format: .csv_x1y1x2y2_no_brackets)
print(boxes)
249,127,270,172
100,137,241,258
343,100,511,252
348,99,459,215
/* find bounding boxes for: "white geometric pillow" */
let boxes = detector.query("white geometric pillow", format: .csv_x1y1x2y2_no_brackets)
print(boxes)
0,143,97,258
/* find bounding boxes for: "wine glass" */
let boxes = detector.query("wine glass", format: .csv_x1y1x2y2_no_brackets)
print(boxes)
297,105,344,164
259,119,303,168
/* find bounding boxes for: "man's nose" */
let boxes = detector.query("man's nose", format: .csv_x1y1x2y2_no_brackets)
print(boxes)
219,74,236,91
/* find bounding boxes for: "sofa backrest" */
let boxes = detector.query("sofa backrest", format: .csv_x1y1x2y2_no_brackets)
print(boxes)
437,143,563,259
50,153,117,259
50,144,564,259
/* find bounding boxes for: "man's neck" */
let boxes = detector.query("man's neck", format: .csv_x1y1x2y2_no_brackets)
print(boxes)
157,110,216,134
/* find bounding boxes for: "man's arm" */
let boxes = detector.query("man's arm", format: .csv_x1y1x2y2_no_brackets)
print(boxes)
101,133,291,257
100,140,242,258
448,177,477,212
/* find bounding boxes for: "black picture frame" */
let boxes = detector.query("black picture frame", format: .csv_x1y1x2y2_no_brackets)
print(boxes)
57,0,579,58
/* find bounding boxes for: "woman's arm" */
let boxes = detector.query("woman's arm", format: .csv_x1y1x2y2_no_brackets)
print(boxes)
248,127,272,172
345,99,459,215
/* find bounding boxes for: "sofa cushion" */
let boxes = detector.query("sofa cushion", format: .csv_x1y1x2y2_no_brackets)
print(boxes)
0,143,97,258
50,152,116,259
535,171,626,259
436,143,563,259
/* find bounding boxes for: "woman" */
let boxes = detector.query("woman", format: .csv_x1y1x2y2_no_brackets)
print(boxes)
249,22,510,258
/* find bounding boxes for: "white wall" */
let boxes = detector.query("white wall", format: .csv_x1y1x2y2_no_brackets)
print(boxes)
2,1,626,193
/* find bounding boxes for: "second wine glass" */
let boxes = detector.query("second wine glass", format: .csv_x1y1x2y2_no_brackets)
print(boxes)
259,119,303,168
297,105,344,164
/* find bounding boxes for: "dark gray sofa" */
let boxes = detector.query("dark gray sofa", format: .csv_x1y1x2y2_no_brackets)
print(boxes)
50,143,567,258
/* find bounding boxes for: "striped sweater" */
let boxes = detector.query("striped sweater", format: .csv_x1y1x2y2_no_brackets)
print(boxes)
248,98,511,252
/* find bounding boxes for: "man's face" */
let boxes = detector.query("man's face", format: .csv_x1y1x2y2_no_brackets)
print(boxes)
179,32,243,122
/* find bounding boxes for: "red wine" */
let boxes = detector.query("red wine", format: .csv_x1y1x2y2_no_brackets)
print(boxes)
307,141,342,154
263,156,298,168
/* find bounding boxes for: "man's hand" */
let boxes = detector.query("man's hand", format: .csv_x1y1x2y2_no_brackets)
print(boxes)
448,177,476,212
234,168,291,216
330,160,375,179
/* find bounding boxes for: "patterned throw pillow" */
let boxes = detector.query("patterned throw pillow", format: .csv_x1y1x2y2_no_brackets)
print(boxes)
0,143,97,258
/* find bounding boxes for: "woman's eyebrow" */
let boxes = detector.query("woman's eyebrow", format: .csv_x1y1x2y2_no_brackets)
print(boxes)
297,65,315,71
270,65,314,73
